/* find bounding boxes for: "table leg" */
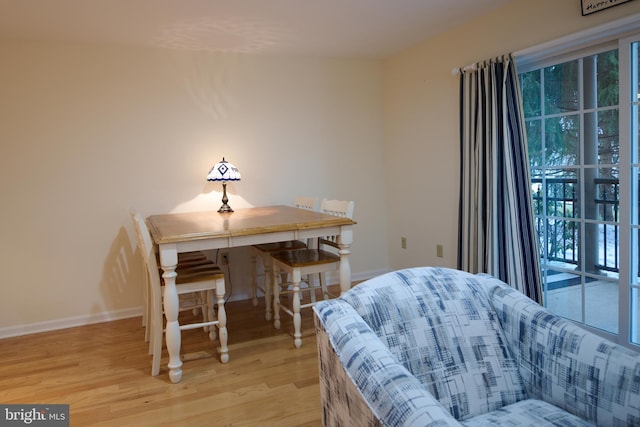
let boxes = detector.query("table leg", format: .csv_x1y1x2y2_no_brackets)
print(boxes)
338,226,354,295
160,246,182,383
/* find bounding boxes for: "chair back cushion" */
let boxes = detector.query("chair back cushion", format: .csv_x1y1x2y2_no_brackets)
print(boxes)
480,274,640,426
341,267,527,420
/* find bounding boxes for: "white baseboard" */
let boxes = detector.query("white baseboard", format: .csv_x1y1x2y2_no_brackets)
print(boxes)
0,269,389,339
312,268,387,286
0,307,142,339
352,268,388,283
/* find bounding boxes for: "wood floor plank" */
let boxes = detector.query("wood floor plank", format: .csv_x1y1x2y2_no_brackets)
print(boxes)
0,295,332,426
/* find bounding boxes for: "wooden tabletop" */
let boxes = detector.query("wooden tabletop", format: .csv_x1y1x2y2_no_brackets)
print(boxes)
147,205,356,244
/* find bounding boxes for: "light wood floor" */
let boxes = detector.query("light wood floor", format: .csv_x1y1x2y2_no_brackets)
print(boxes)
0,295,326,426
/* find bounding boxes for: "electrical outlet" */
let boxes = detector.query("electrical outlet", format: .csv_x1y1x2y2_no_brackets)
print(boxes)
436,244,444,258
401,237,407,249
221,253,229,265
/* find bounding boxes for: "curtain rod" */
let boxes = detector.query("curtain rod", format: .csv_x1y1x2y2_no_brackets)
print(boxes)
451,63,476,76
451,11,640,76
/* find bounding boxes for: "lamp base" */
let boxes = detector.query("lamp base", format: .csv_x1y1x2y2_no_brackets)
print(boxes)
218,182,234,213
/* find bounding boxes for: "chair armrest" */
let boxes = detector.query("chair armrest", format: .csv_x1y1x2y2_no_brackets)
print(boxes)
314,299,462,427
480,275,640,427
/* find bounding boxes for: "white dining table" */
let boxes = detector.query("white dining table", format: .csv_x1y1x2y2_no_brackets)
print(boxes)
146,205,356,383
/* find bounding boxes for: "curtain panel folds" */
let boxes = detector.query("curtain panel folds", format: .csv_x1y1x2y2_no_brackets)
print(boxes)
457,54,543,304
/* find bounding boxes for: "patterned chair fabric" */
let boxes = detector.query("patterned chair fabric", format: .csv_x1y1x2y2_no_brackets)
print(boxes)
313,267,640,427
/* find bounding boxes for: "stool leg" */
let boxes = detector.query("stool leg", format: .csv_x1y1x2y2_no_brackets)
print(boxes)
216,278,229,363
292,275,302,349
273,265,281,330
251,254,259,306
264,257,273,321
207,290,217,341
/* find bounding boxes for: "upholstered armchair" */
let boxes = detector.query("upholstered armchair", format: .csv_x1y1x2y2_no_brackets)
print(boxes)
313,267,640,426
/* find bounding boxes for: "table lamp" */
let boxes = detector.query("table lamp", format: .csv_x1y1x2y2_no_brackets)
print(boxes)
207,157,241,213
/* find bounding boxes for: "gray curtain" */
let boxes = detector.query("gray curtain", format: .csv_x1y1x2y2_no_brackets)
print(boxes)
457,54,543,304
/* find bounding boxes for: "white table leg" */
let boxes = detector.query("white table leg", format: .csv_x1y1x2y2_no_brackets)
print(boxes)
160,245,182,383
338,226,354,295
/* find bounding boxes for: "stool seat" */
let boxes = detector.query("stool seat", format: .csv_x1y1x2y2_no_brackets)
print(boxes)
254,240,307,252
271,249,339,267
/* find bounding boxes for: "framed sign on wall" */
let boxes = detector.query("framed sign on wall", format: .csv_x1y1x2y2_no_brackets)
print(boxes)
581,0,633,15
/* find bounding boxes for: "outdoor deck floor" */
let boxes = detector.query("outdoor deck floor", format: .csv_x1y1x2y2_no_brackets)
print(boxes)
546,272,619,334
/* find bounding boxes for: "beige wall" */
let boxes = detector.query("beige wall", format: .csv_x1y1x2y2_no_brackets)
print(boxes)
4,0,639,337
383,0,640,270
0,42,388,335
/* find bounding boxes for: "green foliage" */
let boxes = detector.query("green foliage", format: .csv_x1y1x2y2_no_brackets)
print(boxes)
520,50,619,168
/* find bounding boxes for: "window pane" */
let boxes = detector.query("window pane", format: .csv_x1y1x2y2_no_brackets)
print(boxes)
545,115,580,166
597,50,619,108
598,109,619,164
521,70,541,118
632,228,639,345
545,269,582,323
545,60,579,114
585,110,619,165
634,168,640,226
634,42,640,164
585,167,619,276
636,105,640,163
531,170,544,218
633,227,640,282
544,218,579,267
585,278,618,334
597,222,620,276
527,119,542,167
632,285,640,345
546,169,580,219
585,167,619,221
634,41,640,114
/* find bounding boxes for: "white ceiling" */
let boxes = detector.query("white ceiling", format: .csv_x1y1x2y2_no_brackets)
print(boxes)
0,0,516,58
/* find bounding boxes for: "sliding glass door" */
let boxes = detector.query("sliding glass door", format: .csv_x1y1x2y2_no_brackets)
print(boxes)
519,35,639,349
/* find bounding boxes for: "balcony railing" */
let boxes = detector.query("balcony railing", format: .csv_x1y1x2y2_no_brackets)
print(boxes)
594,177,619,272
532,177,619,273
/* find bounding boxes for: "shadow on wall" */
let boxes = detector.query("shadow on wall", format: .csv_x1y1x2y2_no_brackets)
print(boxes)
98,225,143,319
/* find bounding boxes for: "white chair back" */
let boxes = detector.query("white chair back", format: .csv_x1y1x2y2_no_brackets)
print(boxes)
130,209,163,323
131,210,160,280
293,196,319,211
320,198,354,219
319,199,354,249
